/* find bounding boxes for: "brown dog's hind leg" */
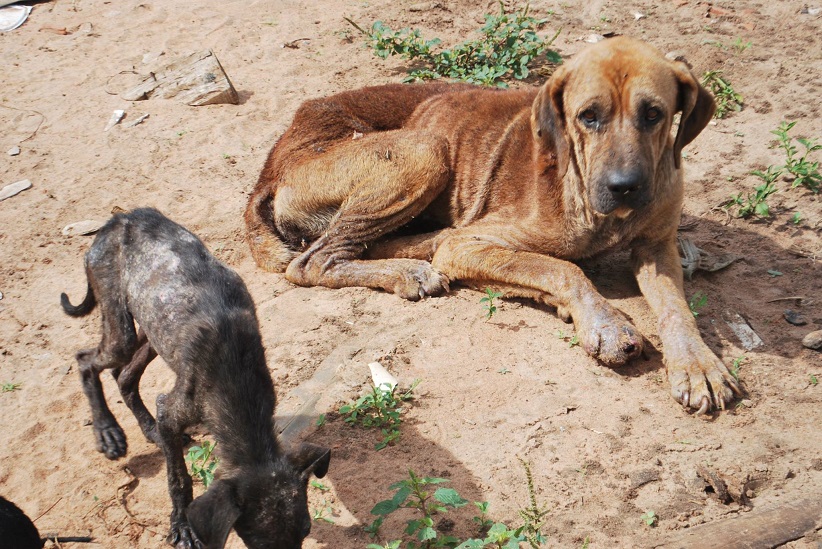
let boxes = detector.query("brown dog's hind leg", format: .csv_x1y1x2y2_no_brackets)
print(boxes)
280,132,452,300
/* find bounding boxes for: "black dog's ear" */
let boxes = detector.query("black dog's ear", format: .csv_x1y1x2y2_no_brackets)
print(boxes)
291,443,331,479
531,65,570,177
186,479,242,549
671,61,716,169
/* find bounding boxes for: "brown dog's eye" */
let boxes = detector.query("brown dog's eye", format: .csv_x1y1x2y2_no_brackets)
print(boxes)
645,107,661,123
580,109,598,127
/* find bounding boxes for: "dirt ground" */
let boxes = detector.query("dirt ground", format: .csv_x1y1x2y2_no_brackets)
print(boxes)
1,0,821,547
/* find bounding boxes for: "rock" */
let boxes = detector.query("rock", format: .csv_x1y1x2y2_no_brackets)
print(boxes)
104,109,126,132
7,146,20,156
62,219,106,236
783,310,808,326
724,312,764,351
121,49,239,106
0,179,32,201
802,330,822,350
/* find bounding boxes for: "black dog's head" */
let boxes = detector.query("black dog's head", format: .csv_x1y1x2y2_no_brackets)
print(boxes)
186,443,331,549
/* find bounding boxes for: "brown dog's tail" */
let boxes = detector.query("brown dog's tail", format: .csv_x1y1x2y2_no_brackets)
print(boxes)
61,281,96,317
244,183,298,272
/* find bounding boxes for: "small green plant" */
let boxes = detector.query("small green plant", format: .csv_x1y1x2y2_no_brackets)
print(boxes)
641,510,657,527
701,70,743,118
811,374,819,386
516,458,548,548
473,501,494,532
2,382,21,392
555,330,579,347
772,121,821,193
581,537,590,549
339,380,420,450
481,288,503,320
688,292,707,317
730,356,746,381
312,500,336,524
311,480,331,491
792,212,802,225
369,470,469,548
348,3,561,87
185,441,218,488
731,37,751,53
316,413,327,427
727,166,780,218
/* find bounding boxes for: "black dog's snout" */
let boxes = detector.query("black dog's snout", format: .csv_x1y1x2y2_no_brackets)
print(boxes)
606,169,644,196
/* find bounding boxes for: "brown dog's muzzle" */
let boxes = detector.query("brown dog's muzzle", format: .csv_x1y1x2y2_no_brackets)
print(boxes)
592,166,652,215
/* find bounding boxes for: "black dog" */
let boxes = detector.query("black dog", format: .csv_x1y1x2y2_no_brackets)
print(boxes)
62,208,330,549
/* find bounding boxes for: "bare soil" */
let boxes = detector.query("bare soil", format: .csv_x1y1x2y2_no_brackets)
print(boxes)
1,1,821,548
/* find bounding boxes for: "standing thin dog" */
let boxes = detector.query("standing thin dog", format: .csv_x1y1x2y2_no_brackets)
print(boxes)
62,208,330,549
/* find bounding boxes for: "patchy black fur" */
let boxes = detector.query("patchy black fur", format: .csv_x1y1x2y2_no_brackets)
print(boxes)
61,208,330,549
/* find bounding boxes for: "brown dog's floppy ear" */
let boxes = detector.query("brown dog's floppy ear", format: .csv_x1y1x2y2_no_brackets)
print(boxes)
671,61,716,169
186,479,242,549
291,442,331,479
531,65,570,176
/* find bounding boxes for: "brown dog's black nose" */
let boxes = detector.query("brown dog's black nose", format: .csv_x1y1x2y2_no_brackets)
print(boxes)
606,169,643,196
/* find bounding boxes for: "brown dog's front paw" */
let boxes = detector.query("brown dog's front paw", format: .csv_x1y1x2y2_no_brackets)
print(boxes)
393,263,450,301
576,309,643,366
667,345,742,415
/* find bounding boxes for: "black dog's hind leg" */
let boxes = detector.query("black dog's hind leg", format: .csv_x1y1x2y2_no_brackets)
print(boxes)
76,304,138,460
111,329,160,445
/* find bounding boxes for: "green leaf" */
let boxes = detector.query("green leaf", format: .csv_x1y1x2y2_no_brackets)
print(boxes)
434,487,468,507
417,526,437,541
371,499,399,516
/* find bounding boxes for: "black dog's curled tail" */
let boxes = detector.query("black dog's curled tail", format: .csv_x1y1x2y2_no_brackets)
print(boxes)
61,282,96,317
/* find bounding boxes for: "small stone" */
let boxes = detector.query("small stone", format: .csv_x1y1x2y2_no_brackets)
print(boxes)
7,146,20,156
0,179,32,201
783,310,807,326
802,330,822,350
62,219,107,236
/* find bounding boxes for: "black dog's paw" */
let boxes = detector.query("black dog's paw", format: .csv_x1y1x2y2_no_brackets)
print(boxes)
94,423,127,459
167,519,198,549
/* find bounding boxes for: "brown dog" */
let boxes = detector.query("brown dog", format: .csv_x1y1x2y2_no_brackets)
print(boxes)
245,36,741,414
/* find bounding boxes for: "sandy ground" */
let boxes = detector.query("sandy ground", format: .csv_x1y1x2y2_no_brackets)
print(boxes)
1,0,821,547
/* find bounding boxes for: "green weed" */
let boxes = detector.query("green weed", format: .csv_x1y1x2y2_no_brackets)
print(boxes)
730,356,746,381
348,3,561,87
772,121,821,193
368,470,469,548
726,166,780,218
701,70,743,118
811,374,819,386
688,292,707,317
481,288,503,320
2,382,21,393
517,458,548,548
556,330,579,348
312,500,336,524
185,441,218,488
339,380,420,450
641,510,657,527
731,37,751,53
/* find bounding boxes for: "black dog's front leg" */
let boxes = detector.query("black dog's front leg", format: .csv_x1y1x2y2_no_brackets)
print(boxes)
156,392,198,548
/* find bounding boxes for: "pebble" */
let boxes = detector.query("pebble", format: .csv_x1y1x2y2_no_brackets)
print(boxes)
802,330,822,350
783,309,807,326
0,179,32,201
62,219,106,236
8,146,20,156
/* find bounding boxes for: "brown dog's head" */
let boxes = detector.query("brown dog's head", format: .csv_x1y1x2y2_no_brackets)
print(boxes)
531,36,715,216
